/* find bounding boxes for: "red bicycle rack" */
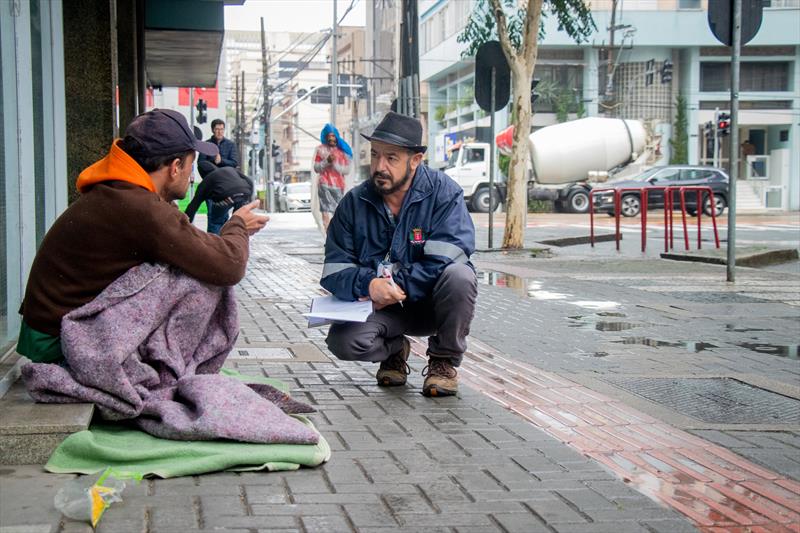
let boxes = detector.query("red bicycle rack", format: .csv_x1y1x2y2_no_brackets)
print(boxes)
677,186,721,250
590,185,720,253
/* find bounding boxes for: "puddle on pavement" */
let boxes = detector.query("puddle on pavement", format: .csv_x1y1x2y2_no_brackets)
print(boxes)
569,300,622,311
568,315,641,332
478,271,526,290
478,271,570,300
725,324,775,333
737,342,799,359
578,351,610,358
528,290,569,300
478,271,623,308
613,337,718,353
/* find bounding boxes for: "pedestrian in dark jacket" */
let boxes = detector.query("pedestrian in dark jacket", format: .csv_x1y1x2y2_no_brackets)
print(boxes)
320,111,477,397
198,119,239,168
185,161,254,234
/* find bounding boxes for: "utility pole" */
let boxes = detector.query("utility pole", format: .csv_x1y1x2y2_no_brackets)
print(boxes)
713,107,719,168
189,87,195,201
331,0,338,125
605,0,618,104
351,93,359,189
240,70,246,170
260,17,274,212
234,75,240,151
727,0,742,282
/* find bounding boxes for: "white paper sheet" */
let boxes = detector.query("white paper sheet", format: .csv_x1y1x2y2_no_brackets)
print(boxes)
304,295,374,327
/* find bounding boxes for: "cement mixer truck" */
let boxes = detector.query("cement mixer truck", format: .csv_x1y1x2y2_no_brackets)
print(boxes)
443,117,649,213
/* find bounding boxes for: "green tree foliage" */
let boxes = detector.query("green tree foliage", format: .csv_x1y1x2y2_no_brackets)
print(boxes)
670,95,688,164
498,153,510,176
457,0,595,58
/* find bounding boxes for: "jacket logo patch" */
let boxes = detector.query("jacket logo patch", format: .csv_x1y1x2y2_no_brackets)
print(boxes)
409,228,425,243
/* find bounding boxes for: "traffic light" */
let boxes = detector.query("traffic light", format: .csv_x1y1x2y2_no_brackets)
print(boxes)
355,75,367,99
271,142,280,158
717,112,730,136
530,78,540,106
660,60,673,84
195,98,207,124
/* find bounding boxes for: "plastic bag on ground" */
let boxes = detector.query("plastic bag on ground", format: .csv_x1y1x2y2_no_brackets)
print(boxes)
54,467,141,527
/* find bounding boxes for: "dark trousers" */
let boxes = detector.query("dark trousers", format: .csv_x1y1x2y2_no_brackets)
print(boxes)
207,198,248,235
325,263,477,367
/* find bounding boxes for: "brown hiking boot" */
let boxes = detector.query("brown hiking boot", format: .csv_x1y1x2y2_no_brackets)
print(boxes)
376,337,411,387
422,358,458,397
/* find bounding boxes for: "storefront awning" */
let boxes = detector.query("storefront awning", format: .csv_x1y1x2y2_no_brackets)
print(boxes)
144,0,235,88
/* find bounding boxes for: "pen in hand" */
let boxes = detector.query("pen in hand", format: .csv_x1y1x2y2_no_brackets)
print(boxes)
378,260,404,308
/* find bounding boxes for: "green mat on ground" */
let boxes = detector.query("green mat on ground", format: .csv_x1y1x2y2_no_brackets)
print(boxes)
44,370,330,478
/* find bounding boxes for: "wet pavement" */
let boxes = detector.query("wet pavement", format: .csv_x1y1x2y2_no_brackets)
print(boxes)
1,211,799,532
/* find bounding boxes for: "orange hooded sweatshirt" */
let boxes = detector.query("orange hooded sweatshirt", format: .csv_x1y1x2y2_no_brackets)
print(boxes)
75,140,156,193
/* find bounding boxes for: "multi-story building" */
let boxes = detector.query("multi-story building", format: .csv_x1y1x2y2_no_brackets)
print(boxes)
365,0,400,125
420,0,800,210
364,0,431,163
224,29,332,182
334,26,369,186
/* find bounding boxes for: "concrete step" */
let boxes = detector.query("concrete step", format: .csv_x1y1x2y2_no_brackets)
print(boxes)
0,357,93,464
0,346,23,398
735,181,763,210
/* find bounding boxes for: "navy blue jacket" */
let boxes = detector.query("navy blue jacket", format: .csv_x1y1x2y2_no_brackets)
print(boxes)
199,137,239,168
321,165,475,302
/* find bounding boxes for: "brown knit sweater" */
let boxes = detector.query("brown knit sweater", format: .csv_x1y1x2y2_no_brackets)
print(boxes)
21,180,250,336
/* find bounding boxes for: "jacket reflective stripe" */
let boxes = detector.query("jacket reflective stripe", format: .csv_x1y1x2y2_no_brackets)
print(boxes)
424,240,468,263
322,262,358,278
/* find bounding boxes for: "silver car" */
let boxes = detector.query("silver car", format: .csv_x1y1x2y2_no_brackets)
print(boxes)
279,181,312,212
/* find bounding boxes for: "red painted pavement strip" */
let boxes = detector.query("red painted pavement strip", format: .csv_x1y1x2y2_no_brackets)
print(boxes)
408,337,800,531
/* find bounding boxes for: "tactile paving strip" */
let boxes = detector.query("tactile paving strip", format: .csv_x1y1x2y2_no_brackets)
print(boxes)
407,337,800,532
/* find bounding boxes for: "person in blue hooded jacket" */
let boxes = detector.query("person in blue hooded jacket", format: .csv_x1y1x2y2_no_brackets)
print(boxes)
320,112,477,397
313,123,352,231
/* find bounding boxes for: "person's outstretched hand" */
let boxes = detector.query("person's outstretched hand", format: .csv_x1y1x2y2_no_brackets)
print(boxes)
232,201,269,235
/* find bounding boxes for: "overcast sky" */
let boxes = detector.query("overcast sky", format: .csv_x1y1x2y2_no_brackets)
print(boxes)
224,0,366,33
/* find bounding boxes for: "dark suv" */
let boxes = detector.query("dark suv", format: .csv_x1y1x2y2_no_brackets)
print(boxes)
592,166,729,217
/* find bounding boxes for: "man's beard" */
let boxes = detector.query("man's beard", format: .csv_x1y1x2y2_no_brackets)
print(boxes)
371,160,413,196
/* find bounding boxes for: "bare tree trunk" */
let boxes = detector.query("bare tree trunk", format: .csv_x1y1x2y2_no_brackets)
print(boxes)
502,67,533,249
490,0,541,249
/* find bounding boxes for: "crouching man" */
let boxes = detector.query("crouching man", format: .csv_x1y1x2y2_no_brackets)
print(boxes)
320,112,477,397
16,109,268,363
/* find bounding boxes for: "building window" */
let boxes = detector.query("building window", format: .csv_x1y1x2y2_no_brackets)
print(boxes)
678,0,702,8
532,64,584,114
700,61,791,92
762,0,800,7
453,0,472,28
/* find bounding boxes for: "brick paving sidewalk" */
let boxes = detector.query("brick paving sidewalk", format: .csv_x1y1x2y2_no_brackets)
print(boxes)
0,233,694,533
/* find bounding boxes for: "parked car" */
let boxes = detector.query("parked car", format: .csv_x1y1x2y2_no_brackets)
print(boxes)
592,166,729,217
278,181,312,212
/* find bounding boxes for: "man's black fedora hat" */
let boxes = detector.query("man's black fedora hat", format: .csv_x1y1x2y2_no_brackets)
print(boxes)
361,111,427,153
